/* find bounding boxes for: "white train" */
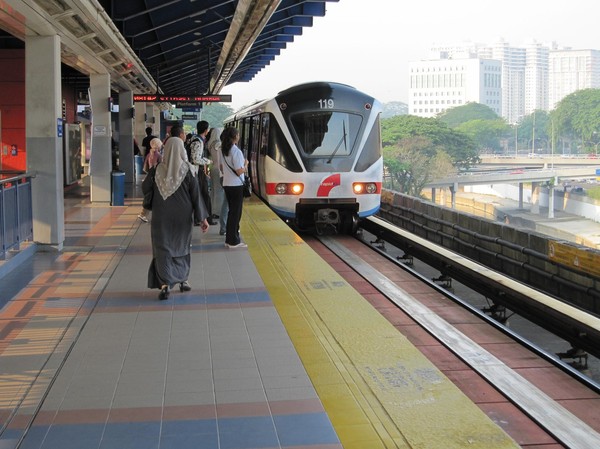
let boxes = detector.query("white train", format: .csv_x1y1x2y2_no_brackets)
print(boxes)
224,82,383,233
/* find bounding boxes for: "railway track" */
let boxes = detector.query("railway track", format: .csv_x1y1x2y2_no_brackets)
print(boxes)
305,224,600,449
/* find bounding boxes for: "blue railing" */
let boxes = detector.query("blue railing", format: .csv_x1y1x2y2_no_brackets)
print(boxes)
0,172,34,260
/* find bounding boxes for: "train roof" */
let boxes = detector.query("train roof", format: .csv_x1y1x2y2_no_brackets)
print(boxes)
225,81,378,123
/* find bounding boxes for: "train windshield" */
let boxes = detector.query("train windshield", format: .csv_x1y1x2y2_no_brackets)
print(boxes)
290,111,362,158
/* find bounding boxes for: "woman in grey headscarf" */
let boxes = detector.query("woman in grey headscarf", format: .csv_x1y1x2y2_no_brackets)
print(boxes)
142,125,209,300
206,127,228,235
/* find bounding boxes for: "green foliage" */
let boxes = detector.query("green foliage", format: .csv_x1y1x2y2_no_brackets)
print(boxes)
587,185,600,201
383,137,454,196
381,115,479,169
517,110,551,151
200,103,235,127
456,118,510,153
551,89,600,144
438,102,499,128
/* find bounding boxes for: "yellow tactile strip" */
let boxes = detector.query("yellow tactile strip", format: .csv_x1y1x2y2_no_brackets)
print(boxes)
242,200,520,449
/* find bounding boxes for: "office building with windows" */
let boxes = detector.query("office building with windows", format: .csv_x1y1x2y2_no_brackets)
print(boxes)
408,58,502,118
549,48,600,109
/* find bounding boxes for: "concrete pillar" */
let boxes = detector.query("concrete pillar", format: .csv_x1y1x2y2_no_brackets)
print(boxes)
134,102,146,147
548,185,555,219
518,182,524,209
25,35,64,251
118,90,134,182
431,188,436,204
451,182,458,209
89,74,112,203
146,104,159,137
531,182,540,214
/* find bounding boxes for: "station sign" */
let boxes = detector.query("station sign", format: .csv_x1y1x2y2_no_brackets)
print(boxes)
133,94,231,103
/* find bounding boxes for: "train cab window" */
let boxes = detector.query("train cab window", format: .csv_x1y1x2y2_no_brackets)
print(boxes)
290,111,361,159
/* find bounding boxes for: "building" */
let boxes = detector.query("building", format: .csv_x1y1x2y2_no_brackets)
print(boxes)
408,58,502,118
549,48,600,109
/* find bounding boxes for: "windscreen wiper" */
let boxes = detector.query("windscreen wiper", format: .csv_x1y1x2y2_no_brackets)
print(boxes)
327,121,347,164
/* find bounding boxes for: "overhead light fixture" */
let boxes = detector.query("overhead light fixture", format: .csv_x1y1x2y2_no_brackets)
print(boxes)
192,41,201,46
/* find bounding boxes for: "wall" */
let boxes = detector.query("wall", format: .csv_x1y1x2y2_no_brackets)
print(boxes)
0,49,26,171
0,48,81,174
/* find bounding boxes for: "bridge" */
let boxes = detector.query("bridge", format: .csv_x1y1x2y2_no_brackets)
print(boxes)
424,161,600,219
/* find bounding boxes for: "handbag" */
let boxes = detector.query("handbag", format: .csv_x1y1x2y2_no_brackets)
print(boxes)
142,166,156,210
243,176,252,198
223,157,251,198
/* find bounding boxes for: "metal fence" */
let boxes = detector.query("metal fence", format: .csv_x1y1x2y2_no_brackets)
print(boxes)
1,172,34,259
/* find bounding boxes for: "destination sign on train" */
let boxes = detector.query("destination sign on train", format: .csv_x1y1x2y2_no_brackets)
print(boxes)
133,94,232,103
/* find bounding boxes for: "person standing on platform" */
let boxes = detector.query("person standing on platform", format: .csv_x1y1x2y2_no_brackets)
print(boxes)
220,127,248,248
138,137,164,223
143,125,209,300
141,127,156,157
189,120,215,224
207,127,228,235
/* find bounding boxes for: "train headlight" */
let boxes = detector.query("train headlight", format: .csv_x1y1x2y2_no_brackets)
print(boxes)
352,182,378,194
275,183,304,195
365,183,377,194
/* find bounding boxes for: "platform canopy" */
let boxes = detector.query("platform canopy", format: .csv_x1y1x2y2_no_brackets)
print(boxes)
0,0,337,95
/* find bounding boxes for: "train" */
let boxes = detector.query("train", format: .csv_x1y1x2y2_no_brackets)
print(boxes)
223,81,383,234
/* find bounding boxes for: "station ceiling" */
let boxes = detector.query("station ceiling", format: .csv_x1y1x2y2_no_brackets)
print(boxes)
0,0,337,96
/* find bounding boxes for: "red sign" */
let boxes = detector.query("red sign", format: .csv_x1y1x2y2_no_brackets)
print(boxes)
133,94,231,103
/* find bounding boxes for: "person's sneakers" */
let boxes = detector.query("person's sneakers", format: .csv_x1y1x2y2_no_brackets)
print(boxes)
138,214,148,223
219,229,226,236
226,242,247,249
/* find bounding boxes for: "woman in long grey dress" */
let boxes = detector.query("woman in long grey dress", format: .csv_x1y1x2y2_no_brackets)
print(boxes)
143,125,209,300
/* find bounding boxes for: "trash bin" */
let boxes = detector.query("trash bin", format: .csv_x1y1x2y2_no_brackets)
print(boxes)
111,171,125,206
135,155,144,176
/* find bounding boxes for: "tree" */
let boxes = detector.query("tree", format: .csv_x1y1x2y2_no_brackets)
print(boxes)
456,118,511,153
438,102,499,128
381,115,479,170
551,89,600,153
516,110,551,152
200,103,235,127
383,136,454,196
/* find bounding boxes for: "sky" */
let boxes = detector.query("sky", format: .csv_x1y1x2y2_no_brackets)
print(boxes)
224,0,599,111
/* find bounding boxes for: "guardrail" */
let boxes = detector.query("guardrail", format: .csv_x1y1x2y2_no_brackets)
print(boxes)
1,172,34,260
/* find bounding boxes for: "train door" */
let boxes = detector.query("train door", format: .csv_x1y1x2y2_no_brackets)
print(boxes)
257,114,270,198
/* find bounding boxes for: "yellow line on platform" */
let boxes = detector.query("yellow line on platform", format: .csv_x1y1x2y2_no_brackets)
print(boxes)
241,200,520,449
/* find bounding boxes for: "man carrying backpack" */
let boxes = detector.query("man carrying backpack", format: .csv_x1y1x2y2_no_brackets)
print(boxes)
189,120,215,224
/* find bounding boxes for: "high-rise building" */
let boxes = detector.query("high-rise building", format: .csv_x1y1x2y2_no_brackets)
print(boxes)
549,49,600,109
408,58,502,118
478,40,526,124
524,41,549,115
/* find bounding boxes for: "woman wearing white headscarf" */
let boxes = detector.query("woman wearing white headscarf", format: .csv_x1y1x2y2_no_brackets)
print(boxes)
142,125,209,300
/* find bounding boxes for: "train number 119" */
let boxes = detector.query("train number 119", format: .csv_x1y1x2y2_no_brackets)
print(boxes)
318,99,334,109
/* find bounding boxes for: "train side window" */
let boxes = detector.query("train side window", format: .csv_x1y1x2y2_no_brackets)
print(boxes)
266,113,303,173
354,117,382,172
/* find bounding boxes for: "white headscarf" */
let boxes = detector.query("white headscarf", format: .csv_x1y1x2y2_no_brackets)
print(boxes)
207,127,223,173
155,136,197,200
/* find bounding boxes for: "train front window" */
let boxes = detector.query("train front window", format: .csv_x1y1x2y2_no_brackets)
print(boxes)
291,111,362,158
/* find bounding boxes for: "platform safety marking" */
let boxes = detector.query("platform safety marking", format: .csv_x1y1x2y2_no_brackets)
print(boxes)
241,203,520,449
